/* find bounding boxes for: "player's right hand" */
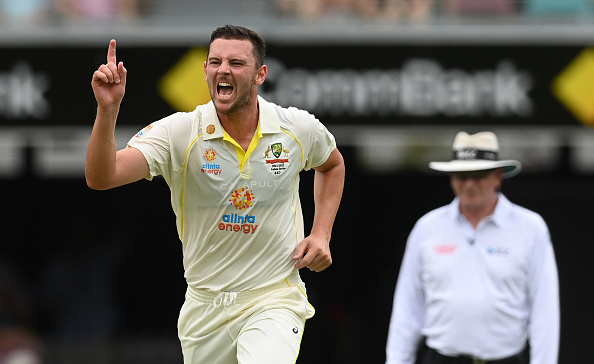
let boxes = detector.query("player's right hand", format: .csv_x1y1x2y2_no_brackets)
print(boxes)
91,39,127,109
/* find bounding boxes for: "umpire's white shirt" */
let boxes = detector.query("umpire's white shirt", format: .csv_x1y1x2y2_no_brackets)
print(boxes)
385,194,559,364
127,96,336,292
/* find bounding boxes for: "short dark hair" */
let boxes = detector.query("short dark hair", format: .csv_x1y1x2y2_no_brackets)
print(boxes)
208,25,266,67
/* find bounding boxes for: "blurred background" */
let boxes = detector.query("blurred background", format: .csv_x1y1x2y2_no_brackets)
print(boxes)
1,0,593,363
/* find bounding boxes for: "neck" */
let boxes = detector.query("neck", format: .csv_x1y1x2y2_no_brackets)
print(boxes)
218,103,259,151
460,193,498,228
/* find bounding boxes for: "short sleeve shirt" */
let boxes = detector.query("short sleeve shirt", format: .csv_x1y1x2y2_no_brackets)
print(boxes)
127,96,336,291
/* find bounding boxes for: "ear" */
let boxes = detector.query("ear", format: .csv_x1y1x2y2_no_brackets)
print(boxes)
254,64,267,85
495,168,504,179
494,168,504,189
204,61,208,81
449,174,456,190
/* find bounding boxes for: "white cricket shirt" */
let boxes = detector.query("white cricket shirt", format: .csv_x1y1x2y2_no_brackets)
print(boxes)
127,96,336,292
385,194,559,364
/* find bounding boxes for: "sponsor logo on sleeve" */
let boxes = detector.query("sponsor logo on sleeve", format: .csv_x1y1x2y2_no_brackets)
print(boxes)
134,124,153,138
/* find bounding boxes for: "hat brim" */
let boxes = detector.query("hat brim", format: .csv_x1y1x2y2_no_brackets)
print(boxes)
428,160,522,179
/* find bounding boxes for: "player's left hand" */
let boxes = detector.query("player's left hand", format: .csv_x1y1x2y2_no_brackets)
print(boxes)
293,235,332,272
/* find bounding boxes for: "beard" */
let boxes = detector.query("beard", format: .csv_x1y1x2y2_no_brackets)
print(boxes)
215,91,253,115
210,74,258,115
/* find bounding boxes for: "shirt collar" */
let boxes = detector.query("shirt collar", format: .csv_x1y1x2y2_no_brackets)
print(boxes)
491,193,514,227
201,95,281,140
257,95,282,134
448,193,513,228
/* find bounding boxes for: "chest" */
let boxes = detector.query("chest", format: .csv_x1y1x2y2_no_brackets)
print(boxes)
182,133,303,206
420,225,530,283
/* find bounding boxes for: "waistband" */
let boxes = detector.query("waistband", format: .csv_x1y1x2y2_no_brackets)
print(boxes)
426,347,524,364
185,272,301,306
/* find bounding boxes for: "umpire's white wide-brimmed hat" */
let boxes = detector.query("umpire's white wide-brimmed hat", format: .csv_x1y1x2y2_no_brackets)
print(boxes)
429,131,522,179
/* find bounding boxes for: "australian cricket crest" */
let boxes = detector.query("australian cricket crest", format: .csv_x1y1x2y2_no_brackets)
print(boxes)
263,142,290,175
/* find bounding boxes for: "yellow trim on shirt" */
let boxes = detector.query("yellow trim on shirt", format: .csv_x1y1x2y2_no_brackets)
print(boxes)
223,124,263,171
280,129,305,246
181,134,202,241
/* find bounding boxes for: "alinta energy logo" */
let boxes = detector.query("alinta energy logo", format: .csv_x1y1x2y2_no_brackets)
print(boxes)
219,212,258,234
229,187,255,211
201,148,222,175
221,188,258,234
553,47,594,127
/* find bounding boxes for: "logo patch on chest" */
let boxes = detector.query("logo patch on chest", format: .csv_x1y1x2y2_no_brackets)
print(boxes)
201,148,222,175
486,246,510,256
229,188,256,210
433,245,458,255
263,142,290,175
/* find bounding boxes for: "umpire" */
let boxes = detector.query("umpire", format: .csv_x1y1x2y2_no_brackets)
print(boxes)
385,131,560,364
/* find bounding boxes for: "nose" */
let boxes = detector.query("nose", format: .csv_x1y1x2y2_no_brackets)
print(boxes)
218,60,230,75
461,178,479,186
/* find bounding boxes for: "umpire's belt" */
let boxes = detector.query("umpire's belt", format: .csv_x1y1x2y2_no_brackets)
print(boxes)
426,346,524,364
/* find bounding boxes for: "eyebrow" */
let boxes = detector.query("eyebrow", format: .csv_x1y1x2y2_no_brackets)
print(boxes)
208,55,249,63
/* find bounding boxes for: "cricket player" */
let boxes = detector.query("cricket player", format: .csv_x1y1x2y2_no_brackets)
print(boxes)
86,25,345,364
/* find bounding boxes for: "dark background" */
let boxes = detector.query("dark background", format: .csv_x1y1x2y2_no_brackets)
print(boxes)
0,44,586,127
1,41,592,363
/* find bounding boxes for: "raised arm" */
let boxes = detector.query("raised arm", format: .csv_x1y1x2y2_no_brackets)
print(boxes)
86,39,149,190
293,148,345,272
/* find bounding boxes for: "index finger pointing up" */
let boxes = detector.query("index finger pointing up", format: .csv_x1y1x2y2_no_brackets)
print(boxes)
107,39,117,64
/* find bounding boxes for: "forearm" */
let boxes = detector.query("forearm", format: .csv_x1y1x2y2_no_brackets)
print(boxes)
311,156,345,239
85,106,120,189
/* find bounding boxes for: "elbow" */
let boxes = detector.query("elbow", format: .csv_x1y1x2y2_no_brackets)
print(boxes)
85,172,111,190
86,179,107,191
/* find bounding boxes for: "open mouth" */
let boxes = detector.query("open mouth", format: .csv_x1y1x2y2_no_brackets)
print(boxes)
217,82,233,98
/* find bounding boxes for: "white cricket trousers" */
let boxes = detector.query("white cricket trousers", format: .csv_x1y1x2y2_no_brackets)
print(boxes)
178,271,315,364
